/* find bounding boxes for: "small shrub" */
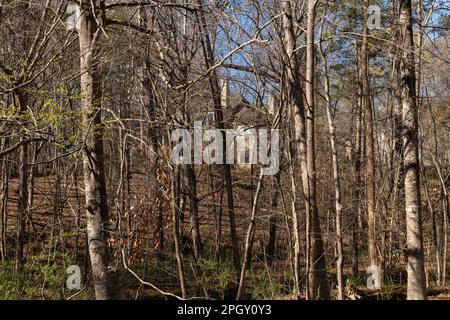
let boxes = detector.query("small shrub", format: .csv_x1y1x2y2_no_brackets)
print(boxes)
197,258,235,298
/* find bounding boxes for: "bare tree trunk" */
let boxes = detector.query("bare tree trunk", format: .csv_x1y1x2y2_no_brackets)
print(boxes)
319,40,344,300
79,1,115,300
178,9,201,262
362,0,378,271
266,95,280,265
443,195,448,285
138,7,163,261
352,66,363,275
391,0,407,266
26,139,40,239
0,140,8,261
399,0,426,300
266,173,280,265
210,166,222,262
195,0,241,276
15,90,28,275
431,155,449,286
421,163,440,285
73,167,82,264
184,164,201,260
171,166,187,298
287,143,301,298
306,0,329,300
281,0,306,299
237,171,264,299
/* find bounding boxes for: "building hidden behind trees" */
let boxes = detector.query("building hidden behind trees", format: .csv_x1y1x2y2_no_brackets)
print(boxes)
0,0,449,300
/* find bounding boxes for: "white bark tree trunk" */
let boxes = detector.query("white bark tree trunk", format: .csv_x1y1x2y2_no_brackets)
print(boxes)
281,0,305,299
362,0,378,271
79,1,115,300
319,40,344,300
399,0,426,300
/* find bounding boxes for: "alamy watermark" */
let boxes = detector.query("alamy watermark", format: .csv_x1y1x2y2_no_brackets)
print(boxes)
170,122,280,176
366,265,381,290
368,5,382,30
66,265,81,290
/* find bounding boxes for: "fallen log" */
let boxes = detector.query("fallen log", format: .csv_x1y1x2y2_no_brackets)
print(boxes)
348,285,450,300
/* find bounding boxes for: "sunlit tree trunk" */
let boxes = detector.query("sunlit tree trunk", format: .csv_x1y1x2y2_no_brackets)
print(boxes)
79,1,115,300
306,0,329,299
362,0,377,270
399,0,426,300
319,40,343,300
281,0,305,299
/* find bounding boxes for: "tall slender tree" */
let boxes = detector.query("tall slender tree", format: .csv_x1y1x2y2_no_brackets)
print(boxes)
398,0,426,300
195,0,241,277
319,32,344,300
281,0,306,299
78,0,115,300
306,0,329,300
361,0,378,271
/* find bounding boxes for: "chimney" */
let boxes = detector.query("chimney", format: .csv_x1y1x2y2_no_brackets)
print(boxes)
268,93,278,115
220,79,229,110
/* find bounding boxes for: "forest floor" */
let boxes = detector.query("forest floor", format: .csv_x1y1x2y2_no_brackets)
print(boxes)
1,171,449,300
